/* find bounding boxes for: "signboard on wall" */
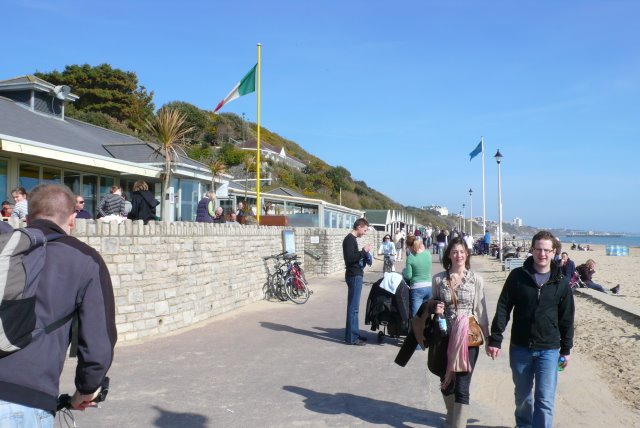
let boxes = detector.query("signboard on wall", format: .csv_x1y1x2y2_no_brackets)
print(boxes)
282,230,296,255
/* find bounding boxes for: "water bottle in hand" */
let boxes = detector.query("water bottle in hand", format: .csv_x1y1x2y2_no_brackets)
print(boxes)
437,313,448,336
557,356,566,372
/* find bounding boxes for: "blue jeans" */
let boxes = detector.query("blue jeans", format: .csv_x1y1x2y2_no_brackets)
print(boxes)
410,286,432,317
438,243,445,263
585,280,607,293
0,400,53,428
345,275,364,343
509,345,559,428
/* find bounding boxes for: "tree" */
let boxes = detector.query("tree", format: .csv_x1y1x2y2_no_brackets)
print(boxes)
145,108,194,220
208,160,227,193
162,101,214,144
243,153,256,201
35,63,155,134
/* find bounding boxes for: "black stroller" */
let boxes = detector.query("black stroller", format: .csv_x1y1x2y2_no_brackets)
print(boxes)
365,275,411,343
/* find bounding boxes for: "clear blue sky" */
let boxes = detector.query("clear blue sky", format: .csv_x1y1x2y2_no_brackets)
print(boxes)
4,0,640,233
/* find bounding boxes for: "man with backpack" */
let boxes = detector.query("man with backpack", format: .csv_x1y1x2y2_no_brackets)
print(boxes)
0,184,117,426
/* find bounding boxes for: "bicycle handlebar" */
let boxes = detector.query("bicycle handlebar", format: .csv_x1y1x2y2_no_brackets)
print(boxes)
263,251,289,260
57,377,110,411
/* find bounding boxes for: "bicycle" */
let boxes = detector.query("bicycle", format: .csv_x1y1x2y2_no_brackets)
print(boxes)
57,377,110,427
263,252,288,302
382,253,394,273
282,253,310,304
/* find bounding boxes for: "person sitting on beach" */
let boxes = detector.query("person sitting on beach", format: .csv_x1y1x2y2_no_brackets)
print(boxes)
576,259,620,294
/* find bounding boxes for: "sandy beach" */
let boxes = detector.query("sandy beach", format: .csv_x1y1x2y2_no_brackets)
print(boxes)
478,243,640,414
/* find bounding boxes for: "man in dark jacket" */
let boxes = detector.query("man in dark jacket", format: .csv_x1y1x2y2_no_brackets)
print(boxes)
342,218,371,346
74,195,92,219
488,230,574,428
0,184,117,425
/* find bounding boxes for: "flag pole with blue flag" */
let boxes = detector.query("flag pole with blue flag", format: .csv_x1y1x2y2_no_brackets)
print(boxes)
469,137,486,233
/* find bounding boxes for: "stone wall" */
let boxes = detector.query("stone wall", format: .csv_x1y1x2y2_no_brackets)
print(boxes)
64,220,383,342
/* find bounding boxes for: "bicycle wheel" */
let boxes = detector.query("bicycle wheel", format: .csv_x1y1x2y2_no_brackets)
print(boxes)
272,272,288,301
284,274,310,304
383,257,392,273
263,277,276,301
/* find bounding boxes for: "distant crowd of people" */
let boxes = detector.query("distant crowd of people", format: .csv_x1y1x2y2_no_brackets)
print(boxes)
2,184,252,226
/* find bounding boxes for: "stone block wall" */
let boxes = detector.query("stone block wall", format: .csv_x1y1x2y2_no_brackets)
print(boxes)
63,220,383,342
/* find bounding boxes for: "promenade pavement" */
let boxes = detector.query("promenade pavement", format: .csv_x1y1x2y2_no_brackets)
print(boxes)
59,252,638,427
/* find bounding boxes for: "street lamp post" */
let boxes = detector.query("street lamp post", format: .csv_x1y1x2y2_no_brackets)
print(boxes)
495,149,504,265
469,188,473,238
462,203,466,233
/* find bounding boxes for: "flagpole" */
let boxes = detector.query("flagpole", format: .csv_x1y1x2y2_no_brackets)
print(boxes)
481,136,486,234
256,43,262,223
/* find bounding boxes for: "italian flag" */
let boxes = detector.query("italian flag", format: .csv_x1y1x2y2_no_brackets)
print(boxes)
213,64,257,113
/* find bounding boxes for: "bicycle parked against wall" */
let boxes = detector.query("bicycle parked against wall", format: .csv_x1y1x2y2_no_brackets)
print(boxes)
263,252,289,302
282,253,310,304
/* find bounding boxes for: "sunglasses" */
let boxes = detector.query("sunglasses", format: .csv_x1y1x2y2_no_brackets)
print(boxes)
78,201,85,204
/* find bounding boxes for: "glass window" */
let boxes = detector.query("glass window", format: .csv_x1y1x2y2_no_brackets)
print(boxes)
19,164,39,191
83,175,98,216
0,160,7,200
179,178,199,221
42,167,61,184
100,176,115,199
64,171,81,195
219,198,233,216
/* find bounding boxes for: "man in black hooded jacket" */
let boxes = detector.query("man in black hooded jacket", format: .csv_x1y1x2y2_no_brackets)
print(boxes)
488,230,574,428
0,184,116,426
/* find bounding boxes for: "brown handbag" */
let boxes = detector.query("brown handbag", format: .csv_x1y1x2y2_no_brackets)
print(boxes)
467,316,484,347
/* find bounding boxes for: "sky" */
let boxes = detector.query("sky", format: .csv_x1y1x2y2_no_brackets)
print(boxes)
3,0,640,233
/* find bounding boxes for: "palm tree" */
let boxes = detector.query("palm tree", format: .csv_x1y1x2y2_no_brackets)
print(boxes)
208,159,227,194
146,108,195,220
243,153,256,202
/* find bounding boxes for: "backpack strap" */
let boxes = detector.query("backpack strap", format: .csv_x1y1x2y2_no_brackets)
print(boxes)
41,231,79,357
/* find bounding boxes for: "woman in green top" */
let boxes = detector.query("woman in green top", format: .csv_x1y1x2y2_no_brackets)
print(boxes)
403,238,433,316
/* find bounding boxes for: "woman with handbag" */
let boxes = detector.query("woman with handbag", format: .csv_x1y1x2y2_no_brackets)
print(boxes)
427,237,490,428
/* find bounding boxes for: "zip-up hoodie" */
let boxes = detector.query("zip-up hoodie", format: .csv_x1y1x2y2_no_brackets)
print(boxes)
0,220,117,414
488,256,574,355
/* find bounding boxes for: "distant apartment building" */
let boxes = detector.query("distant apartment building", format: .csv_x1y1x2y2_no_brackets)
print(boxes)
424,205,448,216
513,217,523,227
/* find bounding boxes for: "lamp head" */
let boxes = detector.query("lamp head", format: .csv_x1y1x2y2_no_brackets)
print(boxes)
468,188,473,195
53,85,71,100
494,149,503,164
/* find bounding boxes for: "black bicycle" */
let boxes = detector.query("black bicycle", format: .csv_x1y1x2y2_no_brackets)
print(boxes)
263,252,288,302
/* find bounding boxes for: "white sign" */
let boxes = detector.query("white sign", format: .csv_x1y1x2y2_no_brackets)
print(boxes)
310,236,320,244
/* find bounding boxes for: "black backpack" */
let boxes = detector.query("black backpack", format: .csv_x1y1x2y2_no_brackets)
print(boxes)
0,228,76,358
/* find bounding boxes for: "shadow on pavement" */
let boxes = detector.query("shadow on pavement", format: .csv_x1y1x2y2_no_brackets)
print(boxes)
283,385,443,427
152,405,208,428
259,321,345,344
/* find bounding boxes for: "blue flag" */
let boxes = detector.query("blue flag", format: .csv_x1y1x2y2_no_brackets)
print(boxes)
469,141,483,161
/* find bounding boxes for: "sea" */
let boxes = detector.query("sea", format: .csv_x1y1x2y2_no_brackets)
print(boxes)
561,235,640,248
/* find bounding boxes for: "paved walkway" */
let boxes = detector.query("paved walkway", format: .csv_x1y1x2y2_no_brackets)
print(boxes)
59,254,638,427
